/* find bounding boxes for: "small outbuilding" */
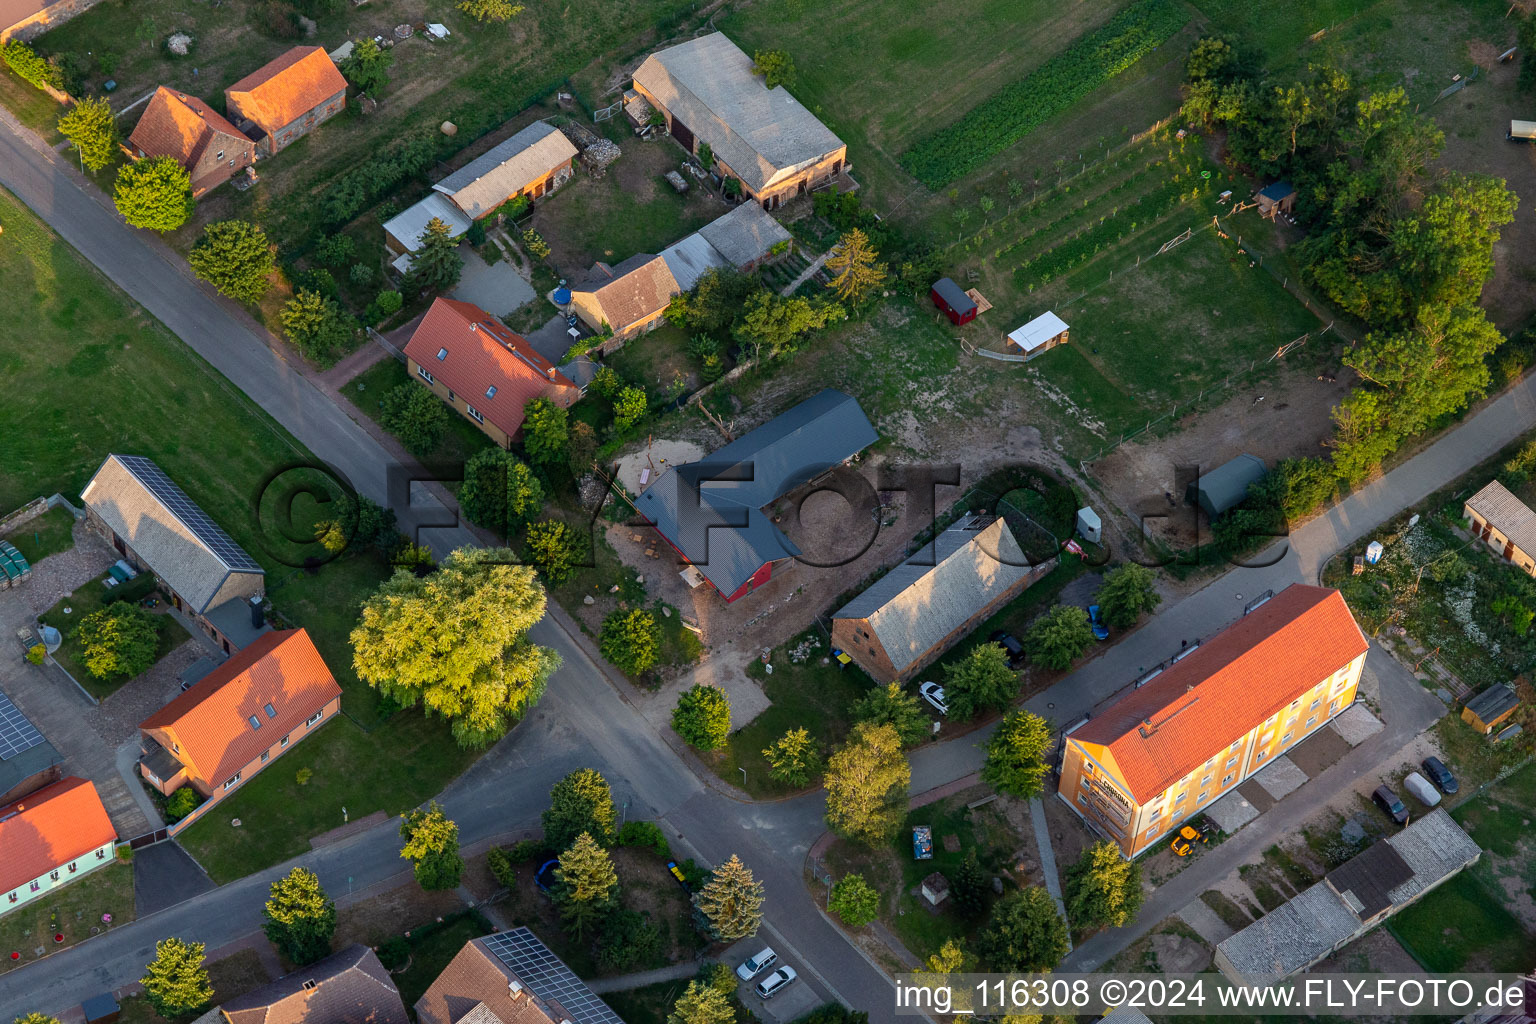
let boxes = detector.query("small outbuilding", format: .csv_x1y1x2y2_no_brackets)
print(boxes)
930,277,978,325
1006,311,1069,360
1256,181,1296,219
1462,683,1519,735
920,872,950,906
1076,506,1101,544
1509,120,1536,143
1185,453,1266,520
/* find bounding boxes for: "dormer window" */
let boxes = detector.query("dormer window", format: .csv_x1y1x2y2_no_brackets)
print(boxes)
436,348,448,361
302,979,316,991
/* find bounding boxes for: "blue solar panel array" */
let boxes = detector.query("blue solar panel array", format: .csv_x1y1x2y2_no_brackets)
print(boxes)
0,689,44,761
115,455,263,572
482,929,625,1024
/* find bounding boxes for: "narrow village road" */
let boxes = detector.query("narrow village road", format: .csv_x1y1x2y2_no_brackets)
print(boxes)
3,99,1536,1020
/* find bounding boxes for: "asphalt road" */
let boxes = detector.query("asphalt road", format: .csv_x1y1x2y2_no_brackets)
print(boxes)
4,98,1536,1022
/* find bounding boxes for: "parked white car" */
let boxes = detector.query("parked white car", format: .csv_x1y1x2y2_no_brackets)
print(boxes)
736,947,777,981
919,681,948,715
1402,771,1441,807
755,966,798,1000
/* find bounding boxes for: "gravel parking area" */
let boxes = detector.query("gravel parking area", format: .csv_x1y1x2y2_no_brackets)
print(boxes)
20,521,116,615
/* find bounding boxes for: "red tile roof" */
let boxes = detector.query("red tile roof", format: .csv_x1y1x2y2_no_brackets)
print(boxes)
226,46,346,136
414,939,557,1024
139,629,341,787
128,87,249,170
1071,585,1368,803
403,298,580,439
0,777,116,895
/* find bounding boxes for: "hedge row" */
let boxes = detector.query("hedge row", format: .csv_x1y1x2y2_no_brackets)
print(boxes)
2,41,64,92
900,0,1187,189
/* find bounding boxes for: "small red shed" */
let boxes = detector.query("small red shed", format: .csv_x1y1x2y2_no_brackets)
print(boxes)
931,277,978,325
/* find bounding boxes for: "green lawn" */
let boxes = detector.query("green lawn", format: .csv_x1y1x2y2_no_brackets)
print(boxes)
0,65,62,138
0,187,478,879
1388,869,1536,973
341,357,496,473
176,714,480,883
37,573,192,700
716,629,876,798
1452,763,1536,860
1,505,76,564
390,910,494,1009
0,861,134,976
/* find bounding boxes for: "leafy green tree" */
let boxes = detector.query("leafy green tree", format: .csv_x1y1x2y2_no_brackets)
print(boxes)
692,854,763,941
667,981,734,1024
351,548,560,748
188,220,276,304
824,722,909,845
376,289,404,316
315,235,356,267
281,288,359,365
75,603,157,679
762,726,822,786
456,0,523,22
1064,840,1144,929
751,48,795,88
140,938,213,1017
554,832,618,938
58,95,117,171
672,683,731,750
262,867,336,966
950,850,987,918
567,420,597,475
612,385,648,431
378,382,447,455
399,802,462,890
1252,456,1337,523
543,768,616,849
915,939,975,1012
1094,564,1161,630
408,217,464,294
942,643,1018,720
522,397,569,466
522,228,551,259
14,1014,64,1024
459,448,545,535
664,269,760,333
825,229,887,304
524,520,582,584
339,36,392,95
695,141,714,169
979,887,1069,972
981,710,1052,798
114,156,194,231
589,366,623,398
851,681,929,746
164,787,200,821
601,608,662,675
828,873,880,927
1024,605,1095,671
1185,35,1240,83
733,291,845,360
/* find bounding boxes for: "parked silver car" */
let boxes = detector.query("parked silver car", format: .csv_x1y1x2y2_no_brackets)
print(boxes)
736,947,777,981
755,966,798,1000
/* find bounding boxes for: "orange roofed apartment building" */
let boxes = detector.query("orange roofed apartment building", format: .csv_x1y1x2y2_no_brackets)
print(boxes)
225,45,347,156
1,777,117,916
138,629,341,826
404,297,581,448
1059,584,1368,857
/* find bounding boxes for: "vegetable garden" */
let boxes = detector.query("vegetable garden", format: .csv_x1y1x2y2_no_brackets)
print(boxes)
899,0,1189,188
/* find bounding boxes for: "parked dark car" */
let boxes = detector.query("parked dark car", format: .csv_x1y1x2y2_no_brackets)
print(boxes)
989,630,1025,668
1372,785,1410,825
1421,756,1459,794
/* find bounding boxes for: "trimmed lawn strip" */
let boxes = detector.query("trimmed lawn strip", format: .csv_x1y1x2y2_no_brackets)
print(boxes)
341,357,496,471
1,505,77,565
0,861,134,975
1451,762,1536,860
176,713,480,883
391,909,494,1009
1387,868,1536,973
37,572,191,700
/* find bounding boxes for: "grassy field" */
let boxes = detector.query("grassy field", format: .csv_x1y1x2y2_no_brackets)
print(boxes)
0,861,134,975
37,573,191,700
0,187,482,880
1452,762,1536,858
1,505,76,565
1389,868,1535,972
390,910,494,1008
341,356,496,471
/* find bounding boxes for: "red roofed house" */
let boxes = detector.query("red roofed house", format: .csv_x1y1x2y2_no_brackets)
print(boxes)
403,298,581,448
225,45,347,156
138,628,341,827
128,87,256,197
1,777,117,917
1059,584,1368,857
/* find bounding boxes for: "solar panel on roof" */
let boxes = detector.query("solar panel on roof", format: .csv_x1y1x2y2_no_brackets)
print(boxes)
114,456,263,572
482,929,625,1024
0,689,45,761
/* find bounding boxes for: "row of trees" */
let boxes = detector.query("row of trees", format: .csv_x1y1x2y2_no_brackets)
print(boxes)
1182,39,1519,485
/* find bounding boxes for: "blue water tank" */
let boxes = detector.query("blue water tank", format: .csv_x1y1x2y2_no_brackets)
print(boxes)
552,285,572,306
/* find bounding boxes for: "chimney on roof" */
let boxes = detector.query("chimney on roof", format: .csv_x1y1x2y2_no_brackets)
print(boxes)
250,595,264,629
508,979,524,997
469,322,479,332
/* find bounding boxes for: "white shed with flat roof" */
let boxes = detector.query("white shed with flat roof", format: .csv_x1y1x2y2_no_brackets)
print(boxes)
1007,311,1070,359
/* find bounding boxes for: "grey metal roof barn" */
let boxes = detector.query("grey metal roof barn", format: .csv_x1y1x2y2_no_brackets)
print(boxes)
1216,809,1480,985
635,390,877,600
633,32,845,194
833,515,1041,678
695,201,791,267
1186,453,1267,519
433,121,578,219
660,232,730,293
1465,479,1536,557
80,454,265,615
